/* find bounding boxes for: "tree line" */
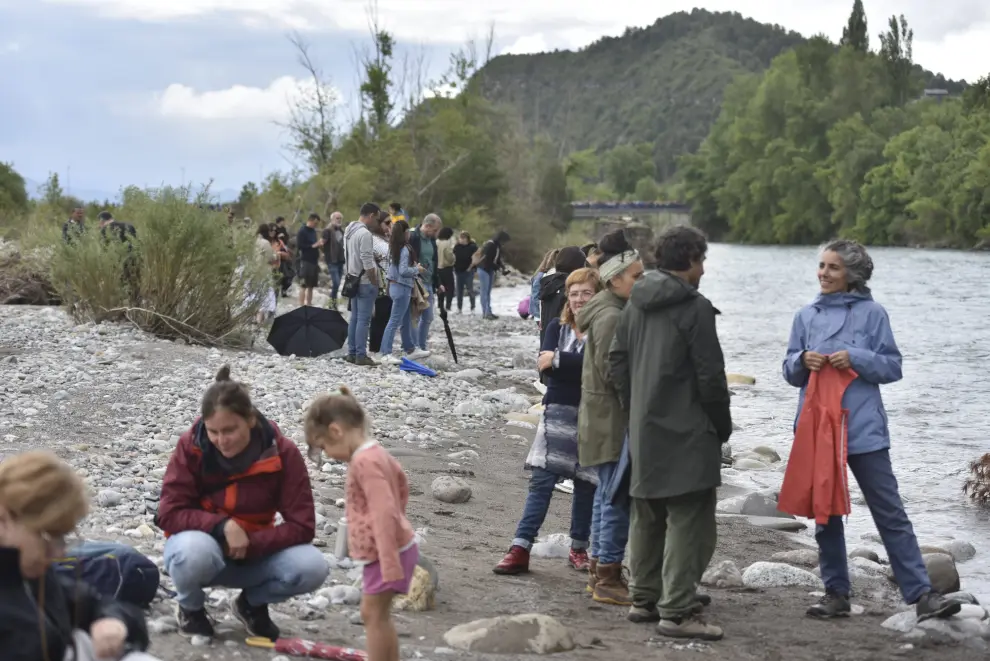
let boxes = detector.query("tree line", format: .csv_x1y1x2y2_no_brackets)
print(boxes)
681,1,990,248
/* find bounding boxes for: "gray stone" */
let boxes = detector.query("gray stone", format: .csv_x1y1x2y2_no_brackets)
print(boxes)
511,351,535,370
432,476,472,504
738,515,807,532
944,540,977,564
945,591,980,606
742,562,823,589
443,614,575,654
96,489,123,507
750,445,782,463
733,458,771,471
881,610,917,633
770,549,819,568
739,492,791,518
452,369,484,381
849,547,881,563
923,553,961,594
701,560,744,588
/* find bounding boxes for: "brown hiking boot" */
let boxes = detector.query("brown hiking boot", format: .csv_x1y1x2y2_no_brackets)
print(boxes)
656,614,723,641
585,558,598,595
592,562,632,606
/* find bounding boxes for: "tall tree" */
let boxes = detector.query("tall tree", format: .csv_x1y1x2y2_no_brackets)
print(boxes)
840,0,870,52
359,7,396,139
878,14,915,106
283,33,339,172
0,162,29,218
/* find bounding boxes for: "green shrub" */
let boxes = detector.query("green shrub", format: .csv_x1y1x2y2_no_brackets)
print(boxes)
47,187,271,345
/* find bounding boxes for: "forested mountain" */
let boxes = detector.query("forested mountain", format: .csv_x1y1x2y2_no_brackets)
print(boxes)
477,8,963,181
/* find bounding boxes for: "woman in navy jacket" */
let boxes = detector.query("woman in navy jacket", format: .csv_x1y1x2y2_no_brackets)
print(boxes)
493,268,602,576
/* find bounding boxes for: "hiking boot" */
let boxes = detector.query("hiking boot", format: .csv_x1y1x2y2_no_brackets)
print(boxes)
656,614,724,641
585,557,598,595
915,591,962,622
628,601,661,623
344,355,356,364
568,548,590,571
233,592,280,641
175,605,214,638
493,545,530,575
353,355,378,367
593,562,632,606
806,590,851,618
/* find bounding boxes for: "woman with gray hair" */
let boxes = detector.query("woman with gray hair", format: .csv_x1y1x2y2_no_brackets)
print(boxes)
781,239,960,622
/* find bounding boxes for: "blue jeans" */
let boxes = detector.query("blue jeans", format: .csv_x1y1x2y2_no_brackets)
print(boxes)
380,283,415,355
327,263,344,299
590,462,630,564
417,286,434,351
455,270,476,311
163,531,329,610
512,468,595,550
346,282,378,357
817,449,931,603
479,269,494,317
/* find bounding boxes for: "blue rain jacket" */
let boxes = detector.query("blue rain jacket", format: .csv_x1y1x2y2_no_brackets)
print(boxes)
782,290,902,455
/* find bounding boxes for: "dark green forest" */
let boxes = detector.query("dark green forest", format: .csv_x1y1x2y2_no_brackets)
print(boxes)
477,7,962,183
681,6,990,248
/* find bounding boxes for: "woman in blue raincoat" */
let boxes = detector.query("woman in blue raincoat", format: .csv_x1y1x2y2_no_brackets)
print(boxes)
782,239,960,622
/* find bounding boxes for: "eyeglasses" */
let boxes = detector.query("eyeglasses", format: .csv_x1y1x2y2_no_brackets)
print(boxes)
567,290,596,301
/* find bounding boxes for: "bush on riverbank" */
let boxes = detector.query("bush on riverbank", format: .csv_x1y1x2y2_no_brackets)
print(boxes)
0,251,60,305
963,454,990,506
38,188,270,345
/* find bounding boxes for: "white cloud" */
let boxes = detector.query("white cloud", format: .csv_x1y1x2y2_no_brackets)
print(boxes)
37,1,990,80
155,75,334,121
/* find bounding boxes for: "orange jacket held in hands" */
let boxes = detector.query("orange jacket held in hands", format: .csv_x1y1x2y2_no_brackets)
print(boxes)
778,362,858,524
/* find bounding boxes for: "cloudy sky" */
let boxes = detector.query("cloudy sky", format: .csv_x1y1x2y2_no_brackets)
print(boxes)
1,0,986,200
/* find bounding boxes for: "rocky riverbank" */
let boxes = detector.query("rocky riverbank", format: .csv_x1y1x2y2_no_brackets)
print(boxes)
0,299,985,660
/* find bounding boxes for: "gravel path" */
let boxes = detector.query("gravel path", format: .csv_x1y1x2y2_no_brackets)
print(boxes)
0,302,977,660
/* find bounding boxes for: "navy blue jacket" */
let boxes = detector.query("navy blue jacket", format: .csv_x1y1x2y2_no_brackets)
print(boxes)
539,317,584,407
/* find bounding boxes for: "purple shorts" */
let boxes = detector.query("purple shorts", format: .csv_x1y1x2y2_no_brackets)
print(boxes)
362,544,419,595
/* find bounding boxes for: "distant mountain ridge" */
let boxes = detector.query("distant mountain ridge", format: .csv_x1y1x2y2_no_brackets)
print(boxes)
477,8,964,180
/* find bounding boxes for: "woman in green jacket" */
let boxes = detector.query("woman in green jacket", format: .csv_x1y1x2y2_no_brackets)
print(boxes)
575,230,644,607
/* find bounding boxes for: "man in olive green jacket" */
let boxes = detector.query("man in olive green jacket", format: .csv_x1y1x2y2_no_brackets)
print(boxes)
575,250,643,607
609,226,731,642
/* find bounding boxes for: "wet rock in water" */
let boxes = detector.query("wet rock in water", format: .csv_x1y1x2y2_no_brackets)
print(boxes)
750,445,781,463
726,373,756,385
443,614,575,654
919,544,951,556
431,476,472,504
770,549,820,568
742,562,823,589
849,548,881,563
393,565,436,612
922,553,961,594
887,607,990,645
701,560,743,588
944,540,977,564
512,351,535,370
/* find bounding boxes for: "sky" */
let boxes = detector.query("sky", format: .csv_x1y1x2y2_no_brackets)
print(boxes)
0,0,987,201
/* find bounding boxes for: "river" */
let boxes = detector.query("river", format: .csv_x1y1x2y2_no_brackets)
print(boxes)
491,244,990,601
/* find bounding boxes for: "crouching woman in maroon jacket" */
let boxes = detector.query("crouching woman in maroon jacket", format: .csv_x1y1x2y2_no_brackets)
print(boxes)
157,366,328,641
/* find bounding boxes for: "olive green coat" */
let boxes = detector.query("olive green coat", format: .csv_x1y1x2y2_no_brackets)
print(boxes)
609,270,732,500
576,290,628,467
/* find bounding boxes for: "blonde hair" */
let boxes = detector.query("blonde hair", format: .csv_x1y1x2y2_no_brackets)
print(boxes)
559,267,603,328
304,386,368,451
0,451,88,535
536,248,561,275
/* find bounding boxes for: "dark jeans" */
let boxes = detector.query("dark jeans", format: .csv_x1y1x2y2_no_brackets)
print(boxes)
438,266,455,310
369,295,392,354
629,488,717,618
817,449,931,603
512,467,595,550
455,269,476,311
327,262,344,299
590,461,630,564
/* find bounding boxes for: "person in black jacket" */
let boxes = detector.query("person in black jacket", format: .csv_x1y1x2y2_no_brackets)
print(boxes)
538,246,587,346
0,451,153,661
476,230,510,320
452,231,478,313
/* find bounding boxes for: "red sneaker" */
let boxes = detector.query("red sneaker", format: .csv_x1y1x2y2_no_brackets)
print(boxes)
493,545,530,575
569,548,591,571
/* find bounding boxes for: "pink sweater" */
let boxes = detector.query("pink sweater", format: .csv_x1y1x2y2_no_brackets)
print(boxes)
345,442,416,581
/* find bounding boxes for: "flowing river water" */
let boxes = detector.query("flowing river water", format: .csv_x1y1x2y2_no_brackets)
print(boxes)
491,243,990,601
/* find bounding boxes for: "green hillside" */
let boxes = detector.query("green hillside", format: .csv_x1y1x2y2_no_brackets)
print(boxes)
477,8,963,181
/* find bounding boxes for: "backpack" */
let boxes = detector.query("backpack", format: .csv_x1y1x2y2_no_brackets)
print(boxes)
53,542,160,607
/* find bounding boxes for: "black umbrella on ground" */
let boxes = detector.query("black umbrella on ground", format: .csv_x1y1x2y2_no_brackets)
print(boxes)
267,306,349,357
437,305,458,363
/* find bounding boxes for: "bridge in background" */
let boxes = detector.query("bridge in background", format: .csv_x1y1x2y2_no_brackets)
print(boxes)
570,202,692,222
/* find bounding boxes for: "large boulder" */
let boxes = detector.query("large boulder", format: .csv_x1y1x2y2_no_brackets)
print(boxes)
432,476,472,504
443,614,575,654
923,553,961,594
742,562,823,589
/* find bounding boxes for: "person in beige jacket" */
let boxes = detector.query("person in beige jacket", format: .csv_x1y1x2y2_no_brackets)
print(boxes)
575,230,644,608
436,227,457,311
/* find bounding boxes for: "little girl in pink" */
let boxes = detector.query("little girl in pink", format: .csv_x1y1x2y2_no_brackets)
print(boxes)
305,387,417,661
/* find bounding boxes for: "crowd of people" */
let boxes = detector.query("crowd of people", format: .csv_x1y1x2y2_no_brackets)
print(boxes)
3,220,969,657
251,201,513,366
